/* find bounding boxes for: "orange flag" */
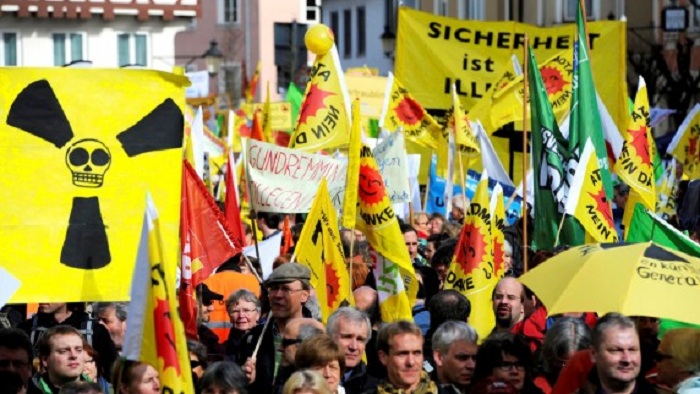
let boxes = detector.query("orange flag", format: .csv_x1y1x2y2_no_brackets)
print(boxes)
281,215,293,255
250,109,265,142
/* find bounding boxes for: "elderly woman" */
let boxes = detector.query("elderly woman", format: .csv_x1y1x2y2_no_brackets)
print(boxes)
295,335,345,394
655,327,700,393
224,289,262,356
283,370,332,394
471,332,544,394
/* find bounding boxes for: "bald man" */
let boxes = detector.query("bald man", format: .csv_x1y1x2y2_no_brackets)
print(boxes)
353,287,378,325
281,317,325,366
491,277,525,333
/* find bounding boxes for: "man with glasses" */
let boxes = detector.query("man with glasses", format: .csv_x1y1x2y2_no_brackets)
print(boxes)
238,263,311,392
0,327,33,388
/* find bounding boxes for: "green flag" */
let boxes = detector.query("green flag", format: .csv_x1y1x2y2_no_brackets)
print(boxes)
569,2,614,201
627,203,700,256
285,82,303,128
528,47,582,250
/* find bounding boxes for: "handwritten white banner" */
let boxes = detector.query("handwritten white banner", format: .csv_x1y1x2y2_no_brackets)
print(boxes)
373,132,410,204
245,139,347,213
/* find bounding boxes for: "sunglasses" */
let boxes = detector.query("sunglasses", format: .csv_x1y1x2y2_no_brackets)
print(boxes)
190,359,203,369
0,359,28,369
281,337,303,348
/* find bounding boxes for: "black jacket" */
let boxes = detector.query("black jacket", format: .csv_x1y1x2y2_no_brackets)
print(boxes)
344,362,381,393
236,320,277,393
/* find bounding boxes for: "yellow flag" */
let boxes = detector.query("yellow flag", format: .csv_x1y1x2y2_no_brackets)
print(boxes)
472,49,574,134
379,72,441,150
655,158,679,219
451,84,480,155
122,194,194,393
262,81,274,143
342,99,362,229
289,44,351,152
356,144,417,322
295,178,354,323
668,104,700,180
468,59,519,132
444,171,496,339
565,141,619,243
490,183,506,279
622,188,643,241
614,77,655,209
0,68,186,302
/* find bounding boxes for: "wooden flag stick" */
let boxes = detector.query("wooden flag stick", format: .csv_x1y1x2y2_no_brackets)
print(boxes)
242,253,263,283
252,316,271,359
348,232,355,296
249,211,262,265
522,37,530,273
554,214,567,248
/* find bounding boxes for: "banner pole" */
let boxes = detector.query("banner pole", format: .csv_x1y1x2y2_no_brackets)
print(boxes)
250,211,262,265
348,233,355,296
522,37,530,274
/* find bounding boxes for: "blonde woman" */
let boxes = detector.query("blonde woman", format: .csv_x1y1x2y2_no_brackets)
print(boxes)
283,370,332,394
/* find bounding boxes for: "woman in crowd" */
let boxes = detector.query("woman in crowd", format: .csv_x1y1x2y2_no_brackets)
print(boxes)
283,370,332,394
224,289,262,356
82,343,111,394
199,361,247,394
188,339,209,386
471,333,544,394
112,360,160,394
294,335,345,394
532,317,592,393
655,327,700,393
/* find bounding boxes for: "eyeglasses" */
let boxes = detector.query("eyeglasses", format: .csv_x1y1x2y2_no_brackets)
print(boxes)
654,351,674,362
281,337,303,348
267,286,305,296
230,308,258,315
0,359,29,369
190,359,203,369
497,361,525,371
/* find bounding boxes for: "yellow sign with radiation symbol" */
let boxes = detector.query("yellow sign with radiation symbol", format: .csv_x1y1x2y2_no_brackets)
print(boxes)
0,68,187,302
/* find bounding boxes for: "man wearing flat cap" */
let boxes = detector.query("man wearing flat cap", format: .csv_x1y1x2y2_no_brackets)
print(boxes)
237,263,311,392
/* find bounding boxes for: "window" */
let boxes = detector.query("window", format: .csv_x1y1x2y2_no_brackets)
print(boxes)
218,0,240,24
330,11,339,50
460,0,485,20
1,32,18,66
117,33,148,67
343,9,351,58
53,33,85,66
357,7,366,57
563,0,595,21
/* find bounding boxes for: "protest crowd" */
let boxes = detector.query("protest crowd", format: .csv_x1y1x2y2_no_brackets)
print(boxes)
4,2,700,394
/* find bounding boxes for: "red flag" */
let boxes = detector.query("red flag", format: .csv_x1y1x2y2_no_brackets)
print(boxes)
180,160,241,339
225,150,247,247
251,109,265,142
281,215,293,255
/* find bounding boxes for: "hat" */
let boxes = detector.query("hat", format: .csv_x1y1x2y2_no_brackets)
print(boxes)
266,263,311,286
196,283,223,306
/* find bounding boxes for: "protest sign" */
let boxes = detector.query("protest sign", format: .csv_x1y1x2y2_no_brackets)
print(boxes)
250,101,294,131
244,139,347,213
373,132,410,204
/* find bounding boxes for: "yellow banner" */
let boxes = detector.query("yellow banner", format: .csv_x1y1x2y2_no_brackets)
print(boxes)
295,178,353,323
669,105,700,180
345,75,387,119
0,68,186,302
396,7,627,128
614,77,655,210
251,101,293,131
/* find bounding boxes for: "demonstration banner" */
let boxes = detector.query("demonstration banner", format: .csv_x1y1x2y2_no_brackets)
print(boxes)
0,68,187,302
373,132,411,204
395,7,627,131
244,138,347,213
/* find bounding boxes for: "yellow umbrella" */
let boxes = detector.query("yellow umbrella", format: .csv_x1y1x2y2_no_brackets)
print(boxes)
519,242,700,325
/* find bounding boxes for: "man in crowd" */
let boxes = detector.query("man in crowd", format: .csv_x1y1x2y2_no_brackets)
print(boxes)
327,307,379,392
581,312,656,393
256,212,282,240
93,302,128,354
492,277,525,333
0,327,33,388
432,321,478,394
28,325,89,394
424,290,471,372
276,317,325,390
401,223,426,266
238,263,310,392
366,320,438,394
19,303,116,378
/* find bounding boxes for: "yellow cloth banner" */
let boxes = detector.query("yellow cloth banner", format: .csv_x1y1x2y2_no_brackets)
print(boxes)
295,178,353,323
289,45,351,152
444,172,496,339
342,99,362,230
356,145,417,322
451,85,480,154
123,195,194,393
379,72,441,150
396,7,627,130
0,68,186,302
614,77,655,210
668,104,700,180
565,141,619,243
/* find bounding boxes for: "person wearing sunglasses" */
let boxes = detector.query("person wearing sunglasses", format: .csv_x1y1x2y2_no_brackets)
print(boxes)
0,327,33,388
654,327,700,393
471,332,543,394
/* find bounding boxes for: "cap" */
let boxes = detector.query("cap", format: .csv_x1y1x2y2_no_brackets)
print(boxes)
266,263,311,286
196,283,223,306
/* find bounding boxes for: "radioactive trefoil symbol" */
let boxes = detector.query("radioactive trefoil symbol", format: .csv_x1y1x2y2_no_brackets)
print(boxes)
6,79,184,270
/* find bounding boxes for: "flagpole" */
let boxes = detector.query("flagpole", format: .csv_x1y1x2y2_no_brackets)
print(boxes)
348,232,355,296
554,214,567,247
250,210,262,265
580,0,590,44
504,188,519,213
522,37,530,273
252,316,272,359
242,253,263,283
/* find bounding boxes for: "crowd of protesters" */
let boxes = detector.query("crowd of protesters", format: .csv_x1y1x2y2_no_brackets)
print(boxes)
2,180,700,394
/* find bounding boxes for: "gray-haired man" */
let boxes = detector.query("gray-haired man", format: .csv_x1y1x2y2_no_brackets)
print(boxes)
432,321,478,394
